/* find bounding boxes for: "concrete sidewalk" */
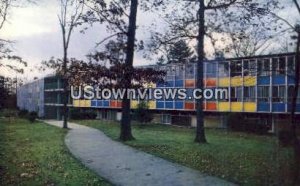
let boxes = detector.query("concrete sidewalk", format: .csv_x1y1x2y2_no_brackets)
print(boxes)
44,120,235,186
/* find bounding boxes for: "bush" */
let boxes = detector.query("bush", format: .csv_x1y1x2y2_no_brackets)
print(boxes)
227,113,270,134
133,101,153,125
27,111,38,123
70,109,97,120
18,109,28,118
2,109,17,118
278,130,294,147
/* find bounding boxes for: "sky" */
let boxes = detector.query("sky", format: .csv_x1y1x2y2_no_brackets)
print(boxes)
0,0,298,82
0,0,157,81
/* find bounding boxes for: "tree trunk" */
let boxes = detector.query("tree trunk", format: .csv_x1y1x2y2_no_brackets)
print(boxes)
290,31,300,185
194,0,207,143
63,46,68,129
119,0,138,141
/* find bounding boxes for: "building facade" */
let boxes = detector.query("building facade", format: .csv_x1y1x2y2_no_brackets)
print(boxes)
17,53,300,131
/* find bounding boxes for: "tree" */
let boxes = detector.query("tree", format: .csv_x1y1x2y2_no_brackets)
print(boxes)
82,0,165,141
166,40,194,64
0,0,32,74
58,0,85,129
271,0,300,183
225,26,275,57
150,0,279,143
134,101,153,125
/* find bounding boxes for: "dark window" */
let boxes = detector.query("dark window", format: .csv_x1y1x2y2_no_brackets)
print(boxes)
244,86,255,102
272,86,285,102
258,86,269,102
272,58,279,75
279,57,286,75
287,56,295,75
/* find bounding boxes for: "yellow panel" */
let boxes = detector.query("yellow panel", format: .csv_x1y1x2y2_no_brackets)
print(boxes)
231,77,243,87
147,101,156,109
218,102,230,111
231,102,243,112
131,100,139,109
79,100,84,107
144,82,156,88
244,76,256,86
244,102,256,112
84,100,91,107
73,100,80,107
218,78,230,87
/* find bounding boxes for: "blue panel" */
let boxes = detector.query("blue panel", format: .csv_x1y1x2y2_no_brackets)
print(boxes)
175,80,184,87
272,103,285,112
91,100,97,107
165,81,174,87
288,76,295,84
97,100,103,107
103,100,110,107
257,102,270,112
175,101,184,109
156,101,164,109
258,76,270,85
165,101,174,109
186,89,194,100
157,82,165,87
272,75,285,85
287,104,300,112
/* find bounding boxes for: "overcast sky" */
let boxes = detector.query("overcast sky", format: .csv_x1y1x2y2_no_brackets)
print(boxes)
0,0,298,82
0,0,158,81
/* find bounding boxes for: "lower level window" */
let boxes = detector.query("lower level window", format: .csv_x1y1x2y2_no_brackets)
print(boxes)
161,114,171,124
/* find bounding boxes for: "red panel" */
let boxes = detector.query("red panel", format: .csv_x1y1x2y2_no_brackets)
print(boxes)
185,80,195,88
205,78,217,87
110,101,117,107
206,102,217,110
184,102,195,110
117,101,122,108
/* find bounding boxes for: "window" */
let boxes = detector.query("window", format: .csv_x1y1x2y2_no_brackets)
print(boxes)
279,57,286,75
218,62,229,77
166,66,175,81
185,64,195,79
161,114,171,124
175,65,184,80
272,57,286,75
287,56,295,75
230,87,242,102
258,59,263,76
263,59,270,76
272,86,285,102
272,58,279,75
288,86,300,103
258,86,270,102
249,60,257,76
244,86,255,102
230,60,242,77
206,63,217,77
243,60,249,76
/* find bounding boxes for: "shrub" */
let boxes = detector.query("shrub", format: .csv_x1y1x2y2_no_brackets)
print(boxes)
27,111,38,123
70,109,97,120
278,130,294,147
227,113,270,134
134,101,153,125
18,109,28,118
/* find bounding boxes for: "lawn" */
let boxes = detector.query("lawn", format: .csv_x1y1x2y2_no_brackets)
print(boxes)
0,118,110,186
77,120,295,186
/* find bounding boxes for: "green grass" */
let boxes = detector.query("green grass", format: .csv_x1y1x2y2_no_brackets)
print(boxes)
77,120,295,186
0,118,110,186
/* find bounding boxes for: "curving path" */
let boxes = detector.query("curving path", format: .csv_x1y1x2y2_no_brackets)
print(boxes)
44,120,235,186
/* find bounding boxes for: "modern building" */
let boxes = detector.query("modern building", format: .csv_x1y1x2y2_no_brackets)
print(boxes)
17,53,300,132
